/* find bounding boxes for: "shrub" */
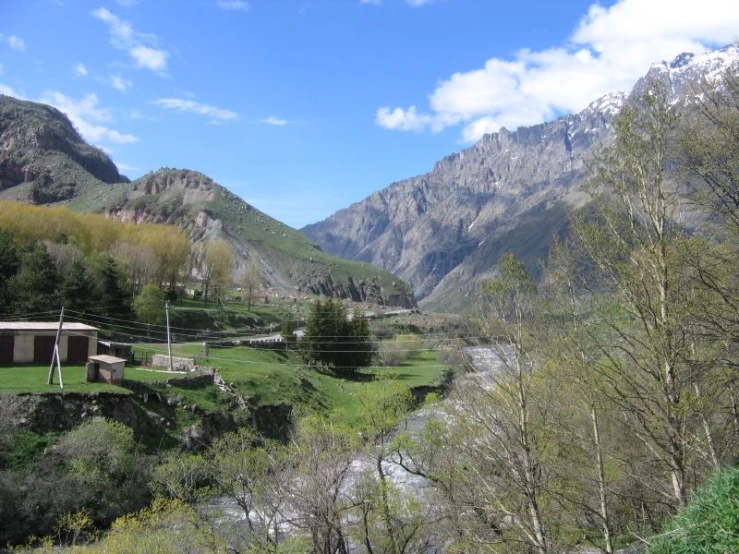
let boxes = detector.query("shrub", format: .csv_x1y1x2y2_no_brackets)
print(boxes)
646,467,739,554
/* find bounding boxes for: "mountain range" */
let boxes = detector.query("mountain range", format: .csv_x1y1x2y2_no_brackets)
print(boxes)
302,45,739,312
2,45,736,314
0,95,416,309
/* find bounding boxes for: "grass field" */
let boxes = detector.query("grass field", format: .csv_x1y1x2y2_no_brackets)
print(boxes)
0,364,207,394
0,365,129,394
0,341,450,428
133,341,449,425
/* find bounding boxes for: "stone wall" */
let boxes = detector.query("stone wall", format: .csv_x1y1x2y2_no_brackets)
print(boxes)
151,354,196,371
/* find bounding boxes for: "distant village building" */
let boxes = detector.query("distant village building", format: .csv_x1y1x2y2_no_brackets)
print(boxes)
86,355,126,384
0,322,98,364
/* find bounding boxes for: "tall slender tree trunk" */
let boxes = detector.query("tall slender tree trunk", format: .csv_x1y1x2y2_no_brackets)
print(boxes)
591,404,614,554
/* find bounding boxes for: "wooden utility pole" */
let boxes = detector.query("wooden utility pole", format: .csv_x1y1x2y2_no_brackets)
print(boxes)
165,300,173,371
47,307,64,388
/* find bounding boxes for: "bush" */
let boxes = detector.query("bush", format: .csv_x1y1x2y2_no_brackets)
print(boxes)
376,335,422,367
646,467,739,554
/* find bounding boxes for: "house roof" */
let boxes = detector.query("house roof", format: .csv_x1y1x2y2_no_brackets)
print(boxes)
0,322,98,331
89,355,127,364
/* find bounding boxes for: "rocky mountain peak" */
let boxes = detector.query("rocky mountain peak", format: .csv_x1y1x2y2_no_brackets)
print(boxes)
584,91,627,118
132,168,217,200
670,52,695,69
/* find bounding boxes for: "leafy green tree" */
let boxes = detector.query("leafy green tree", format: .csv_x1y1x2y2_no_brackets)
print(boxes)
0,229,20,314
90,256,134,319
352,379,434,554
198,240,234,307
280,317,297,348
134,284,165,327
349,308,374,368
302,299,374,374
61,260,97,314
569,84,728,510
11,242,60,314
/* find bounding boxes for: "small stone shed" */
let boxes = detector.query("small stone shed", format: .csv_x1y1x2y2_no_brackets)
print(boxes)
0,322,98,364
86,355,127,384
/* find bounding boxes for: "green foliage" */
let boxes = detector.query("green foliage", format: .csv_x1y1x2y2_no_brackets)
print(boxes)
376,334,423,366
10,242,60,314
91,256,133,319
646,467,739,554
302,298,375,374
44,497,226,554
280,317,296,347
134,284,166,326
61,260,97,314
0,431,52,471
56,417,137,478
480,250,536,323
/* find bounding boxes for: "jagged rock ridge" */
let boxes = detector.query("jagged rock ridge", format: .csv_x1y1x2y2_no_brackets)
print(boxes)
302,45,739,312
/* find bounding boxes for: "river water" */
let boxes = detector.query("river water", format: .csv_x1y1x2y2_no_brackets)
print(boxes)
205,346,506,548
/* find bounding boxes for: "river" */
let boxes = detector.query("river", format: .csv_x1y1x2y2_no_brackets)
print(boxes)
203,346,507,551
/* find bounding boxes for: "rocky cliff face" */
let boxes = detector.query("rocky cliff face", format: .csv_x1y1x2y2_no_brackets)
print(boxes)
302,45,739,312
0,95,126,203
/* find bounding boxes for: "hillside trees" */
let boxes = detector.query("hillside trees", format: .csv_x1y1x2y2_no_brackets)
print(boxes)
441,252,555,553
302,299,374,374
0,230,20,313
239,256,264,310
0,202,193,294
134,284,166,328
197,239,234,307
575,84,739,508
678,65,739,367
11,242,61,314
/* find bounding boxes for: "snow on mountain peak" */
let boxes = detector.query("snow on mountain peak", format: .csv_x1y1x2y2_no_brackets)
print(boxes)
585,91,627,117
665,44,739,78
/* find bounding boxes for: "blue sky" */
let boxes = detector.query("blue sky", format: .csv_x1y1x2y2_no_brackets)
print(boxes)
1,0,738,228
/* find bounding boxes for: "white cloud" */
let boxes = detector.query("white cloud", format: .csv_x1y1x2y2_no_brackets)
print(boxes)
74,63,88,76
377,0,739,142
91,7,168,74
216,0,250,11
375,106,432,131
259,116,305,126
39,91,139,144
0,84,22,98
7,35,25,51
261,116,288,126
130,45,167,71
154,97,238,121
115,161,139,171
359,0,382,5
111,75,133,91
406,0,433,6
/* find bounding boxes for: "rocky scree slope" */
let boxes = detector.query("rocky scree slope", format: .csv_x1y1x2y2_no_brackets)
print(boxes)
302,45,739,313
